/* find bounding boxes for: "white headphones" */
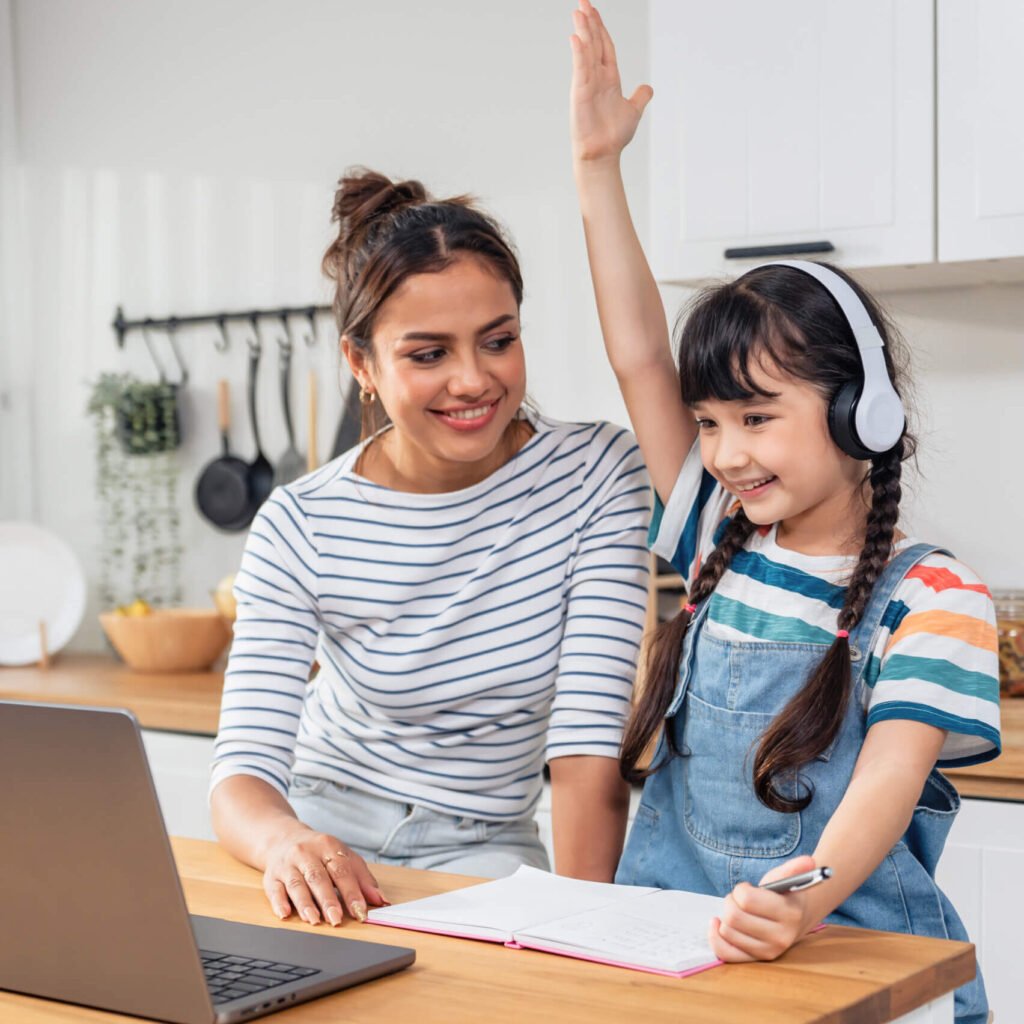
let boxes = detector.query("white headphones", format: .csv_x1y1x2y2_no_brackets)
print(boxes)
757,260,906,460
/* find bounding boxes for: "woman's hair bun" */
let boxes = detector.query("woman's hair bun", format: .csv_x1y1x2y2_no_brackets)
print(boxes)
327,168,429,266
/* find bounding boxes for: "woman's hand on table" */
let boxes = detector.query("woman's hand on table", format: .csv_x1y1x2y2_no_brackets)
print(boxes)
708,855,817,962
262,823,388,926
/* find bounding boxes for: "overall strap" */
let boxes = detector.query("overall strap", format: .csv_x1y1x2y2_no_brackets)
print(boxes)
664,598,713,719
847,542,951,684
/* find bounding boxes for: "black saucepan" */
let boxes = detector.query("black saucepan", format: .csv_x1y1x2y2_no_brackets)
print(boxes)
194,379,250,530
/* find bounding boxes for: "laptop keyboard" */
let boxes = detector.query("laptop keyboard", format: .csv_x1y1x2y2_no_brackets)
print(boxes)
200,949,322,1005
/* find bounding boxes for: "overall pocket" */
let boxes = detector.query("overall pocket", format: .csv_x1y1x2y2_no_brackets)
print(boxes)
680,691,801,857
902,769,960,877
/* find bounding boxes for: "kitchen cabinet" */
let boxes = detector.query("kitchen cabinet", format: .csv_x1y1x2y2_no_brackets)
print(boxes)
650,0,1024,288
649,0,934,283
937,0,1024,262
141,729,217,842
935,796,1024,1021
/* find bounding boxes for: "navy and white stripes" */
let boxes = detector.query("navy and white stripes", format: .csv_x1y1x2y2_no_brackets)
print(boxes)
211,416,650,820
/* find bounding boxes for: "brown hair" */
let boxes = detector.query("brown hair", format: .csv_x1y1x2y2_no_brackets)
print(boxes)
619,263,915,813
322,168,524,438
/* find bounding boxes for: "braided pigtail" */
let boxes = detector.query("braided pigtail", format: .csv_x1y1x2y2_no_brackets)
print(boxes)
752,438,906,812
620,508,757,782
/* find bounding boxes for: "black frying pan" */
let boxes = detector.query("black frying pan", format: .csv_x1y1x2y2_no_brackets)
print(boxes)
195,379,250,530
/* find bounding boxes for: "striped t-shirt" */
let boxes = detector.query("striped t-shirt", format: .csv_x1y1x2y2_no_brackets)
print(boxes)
210,415,651,820
652,442,1000,768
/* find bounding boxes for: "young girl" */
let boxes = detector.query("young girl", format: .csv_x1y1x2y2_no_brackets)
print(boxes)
569,5,999,1021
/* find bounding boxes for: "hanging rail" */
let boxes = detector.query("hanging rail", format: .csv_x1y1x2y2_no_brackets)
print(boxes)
111,303,333,349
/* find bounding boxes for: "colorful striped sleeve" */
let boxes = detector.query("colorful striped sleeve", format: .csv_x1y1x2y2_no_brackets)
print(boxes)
867,554,1001,767
648,439,733,589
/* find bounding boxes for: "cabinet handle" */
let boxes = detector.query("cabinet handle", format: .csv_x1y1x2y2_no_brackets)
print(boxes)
723,241,835,259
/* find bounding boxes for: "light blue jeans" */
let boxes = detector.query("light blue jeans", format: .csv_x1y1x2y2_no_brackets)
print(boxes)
288,774,550,879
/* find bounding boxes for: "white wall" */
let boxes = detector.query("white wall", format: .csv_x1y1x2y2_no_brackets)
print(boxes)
2,0,1022,655
1,0,644,649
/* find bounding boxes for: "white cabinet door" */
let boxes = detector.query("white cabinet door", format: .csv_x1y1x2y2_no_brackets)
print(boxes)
937,797,1024,1021
938,0,1024,261
141,729,217,842
650,0,934,283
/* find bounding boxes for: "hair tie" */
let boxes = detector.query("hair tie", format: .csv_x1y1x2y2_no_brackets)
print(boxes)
684,604,697,615
836,629,850,640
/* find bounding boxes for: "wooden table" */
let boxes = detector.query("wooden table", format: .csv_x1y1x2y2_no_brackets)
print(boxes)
0,838,974,1024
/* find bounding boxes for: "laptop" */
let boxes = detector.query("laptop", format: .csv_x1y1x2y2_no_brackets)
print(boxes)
0,700,415,1023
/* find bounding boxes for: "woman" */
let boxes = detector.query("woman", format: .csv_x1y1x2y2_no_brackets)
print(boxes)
210,169,650,928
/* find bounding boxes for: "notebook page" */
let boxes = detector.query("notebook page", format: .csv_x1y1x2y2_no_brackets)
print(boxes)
514,888,723,973
368,866,657,940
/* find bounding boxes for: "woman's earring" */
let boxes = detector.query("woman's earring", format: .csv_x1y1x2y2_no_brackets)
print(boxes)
359,385,376,405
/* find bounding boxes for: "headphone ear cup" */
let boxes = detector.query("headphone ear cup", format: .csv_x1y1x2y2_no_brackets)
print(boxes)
828,383,874,461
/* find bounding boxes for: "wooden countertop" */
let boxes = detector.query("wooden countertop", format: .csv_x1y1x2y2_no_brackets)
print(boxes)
0,837,974,1023
0,652,224,735
2,653,1022,801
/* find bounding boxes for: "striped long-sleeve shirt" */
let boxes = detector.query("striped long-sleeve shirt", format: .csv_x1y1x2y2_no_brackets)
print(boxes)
210,416,651,819
651,441,1001,767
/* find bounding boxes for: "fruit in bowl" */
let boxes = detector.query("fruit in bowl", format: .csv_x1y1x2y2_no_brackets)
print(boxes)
99,606,231,673
212,574,237,621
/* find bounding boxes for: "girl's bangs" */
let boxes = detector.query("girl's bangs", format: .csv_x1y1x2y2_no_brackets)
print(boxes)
677,289,804,406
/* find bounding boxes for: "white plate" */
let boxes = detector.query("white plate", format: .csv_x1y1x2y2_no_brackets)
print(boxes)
0,522,86,665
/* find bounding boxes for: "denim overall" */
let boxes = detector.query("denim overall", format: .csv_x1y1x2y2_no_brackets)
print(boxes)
617,543,987,1024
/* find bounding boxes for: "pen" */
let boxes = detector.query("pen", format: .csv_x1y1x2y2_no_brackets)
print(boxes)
759,867,833,894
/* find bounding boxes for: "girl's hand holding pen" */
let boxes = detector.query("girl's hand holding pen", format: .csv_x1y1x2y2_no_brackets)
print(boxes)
709,854,824,963
569,0,652,164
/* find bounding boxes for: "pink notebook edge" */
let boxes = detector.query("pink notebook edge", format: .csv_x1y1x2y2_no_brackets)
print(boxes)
368,913,828,977
368,917,725,978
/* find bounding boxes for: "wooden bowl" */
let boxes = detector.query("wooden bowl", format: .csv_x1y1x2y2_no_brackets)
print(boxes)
99,608,232,673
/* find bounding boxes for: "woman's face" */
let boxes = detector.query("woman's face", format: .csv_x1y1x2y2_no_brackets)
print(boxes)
345,254,527,490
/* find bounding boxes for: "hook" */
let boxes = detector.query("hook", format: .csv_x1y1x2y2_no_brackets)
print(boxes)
214,317,230,354
278,314,294,359
166,320,189,386
142,323,168,382
247,315,262,356
305,307,318,347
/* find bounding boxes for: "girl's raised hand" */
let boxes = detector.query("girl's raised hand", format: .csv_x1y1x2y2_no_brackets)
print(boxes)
570,0,653,164
708,854,818,963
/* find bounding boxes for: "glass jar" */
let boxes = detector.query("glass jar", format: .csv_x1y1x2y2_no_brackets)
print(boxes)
993,590,1024,696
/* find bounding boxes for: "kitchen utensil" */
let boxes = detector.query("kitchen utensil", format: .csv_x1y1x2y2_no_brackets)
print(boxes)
0,522,86,665
330,376,363,458
307,369,318,472
273,329,305,486
241,335,275,521
98,607,231,672
194,379,250,530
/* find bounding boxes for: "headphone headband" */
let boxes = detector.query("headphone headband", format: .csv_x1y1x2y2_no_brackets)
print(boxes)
750,259,905,458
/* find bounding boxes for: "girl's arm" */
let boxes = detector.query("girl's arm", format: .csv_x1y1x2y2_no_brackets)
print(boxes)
709,719,946,962
570,0,697,501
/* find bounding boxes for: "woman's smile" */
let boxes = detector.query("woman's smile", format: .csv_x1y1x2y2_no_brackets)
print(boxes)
430,397,502,431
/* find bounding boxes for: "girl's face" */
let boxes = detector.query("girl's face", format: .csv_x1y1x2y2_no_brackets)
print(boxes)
692,355,866,552
344,255,527,491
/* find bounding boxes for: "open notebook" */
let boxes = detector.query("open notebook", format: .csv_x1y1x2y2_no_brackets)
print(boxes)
368,865,724,978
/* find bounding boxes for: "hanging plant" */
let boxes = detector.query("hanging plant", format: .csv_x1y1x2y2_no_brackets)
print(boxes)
87,373,183,610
